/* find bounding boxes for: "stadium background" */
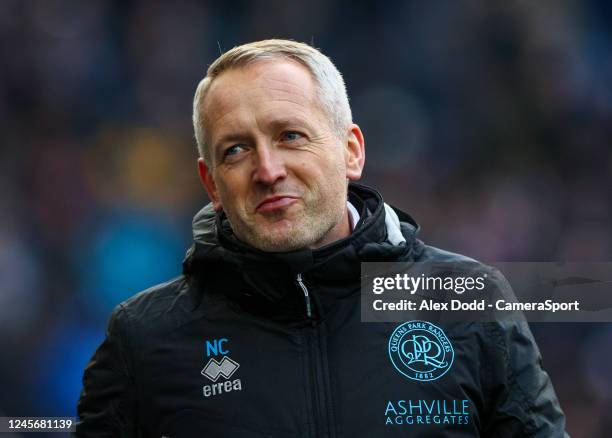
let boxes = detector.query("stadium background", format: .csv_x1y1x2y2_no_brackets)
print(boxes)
1,1,611,436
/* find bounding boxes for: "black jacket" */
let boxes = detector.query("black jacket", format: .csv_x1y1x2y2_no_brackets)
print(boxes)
76,184,567,437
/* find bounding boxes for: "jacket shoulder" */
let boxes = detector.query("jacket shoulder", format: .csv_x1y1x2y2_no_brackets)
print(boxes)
418,243,479,263
412,246,566,435
415,242,497,273
114,275,201,336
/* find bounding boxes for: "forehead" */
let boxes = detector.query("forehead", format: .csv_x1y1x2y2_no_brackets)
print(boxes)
202,59,322,134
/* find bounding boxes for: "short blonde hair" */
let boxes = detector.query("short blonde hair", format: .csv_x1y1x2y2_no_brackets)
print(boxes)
192,39,352,165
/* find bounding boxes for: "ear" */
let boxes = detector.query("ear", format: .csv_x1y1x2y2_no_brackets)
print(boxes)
344,123,365,181
197,158,223,211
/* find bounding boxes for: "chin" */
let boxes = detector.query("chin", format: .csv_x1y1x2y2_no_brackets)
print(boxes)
248,224,312,252
255,232,305,252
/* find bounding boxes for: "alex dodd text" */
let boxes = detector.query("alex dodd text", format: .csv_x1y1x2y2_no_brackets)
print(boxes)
373,298,580,313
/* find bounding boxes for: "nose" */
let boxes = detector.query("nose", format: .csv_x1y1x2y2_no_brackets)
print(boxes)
252,145,287,185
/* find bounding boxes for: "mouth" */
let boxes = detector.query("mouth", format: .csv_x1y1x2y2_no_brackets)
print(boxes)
256,195,299,213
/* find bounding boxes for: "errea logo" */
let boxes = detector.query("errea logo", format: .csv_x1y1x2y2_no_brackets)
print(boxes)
201,356,239,382
201,338,242,398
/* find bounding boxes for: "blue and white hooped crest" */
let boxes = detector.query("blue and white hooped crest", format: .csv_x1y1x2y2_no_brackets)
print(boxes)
388,321,454,382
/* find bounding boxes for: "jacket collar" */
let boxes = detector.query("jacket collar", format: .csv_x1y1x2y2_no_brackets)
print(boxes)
183,183,420,319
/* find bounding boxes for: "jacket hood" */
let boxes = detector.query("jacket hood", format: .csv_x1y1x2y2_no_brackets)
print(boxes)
182,183,421,319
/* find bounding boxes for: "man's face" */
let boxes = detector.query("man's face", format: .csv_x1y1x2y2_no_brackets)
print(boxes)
197,59,364,252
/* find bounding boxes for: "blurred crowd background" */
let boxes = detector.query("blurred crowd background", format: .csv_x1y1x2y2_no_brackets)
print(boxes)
1,0,611,436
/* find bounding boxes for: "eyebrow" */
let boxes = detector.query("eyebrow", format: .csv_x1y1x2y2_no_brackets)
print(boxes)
212,116,314,150
214,133,251,149
267,116,312,130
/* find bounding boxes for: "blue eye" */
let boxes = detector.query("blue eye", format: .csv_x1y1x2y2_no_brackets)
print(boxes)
224,144,246,157
282,132,302,141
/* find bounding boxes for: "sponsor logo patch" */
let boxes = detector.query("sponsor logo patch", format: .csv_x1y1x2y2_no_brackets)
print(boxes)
201,338,242,397
388,321,454,381
384,399,470,426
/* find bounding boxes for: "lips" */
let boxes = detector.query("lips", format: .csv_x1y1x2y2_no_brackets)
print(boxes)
256,195,299,212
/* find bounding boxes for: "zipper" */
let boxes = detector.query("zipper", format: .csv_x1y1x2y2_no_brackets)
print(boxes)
296,273,312,319
304,322,336,438
307,329,320,438
298,273,318,437
297,274,336,438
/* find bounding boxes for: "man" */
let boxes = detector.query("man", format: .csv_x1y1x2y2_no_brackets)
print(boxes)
76,39,567,437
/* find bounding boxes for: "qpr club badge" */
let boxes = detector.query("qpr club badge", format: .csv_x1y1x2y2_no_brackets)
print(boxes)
388,321,454,382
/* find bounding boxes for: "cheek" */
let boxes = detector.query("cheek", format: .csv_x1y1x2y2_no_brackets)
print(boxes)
325,152,348,178
215,174,244,206
304,153,344,182
225,177,258,214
